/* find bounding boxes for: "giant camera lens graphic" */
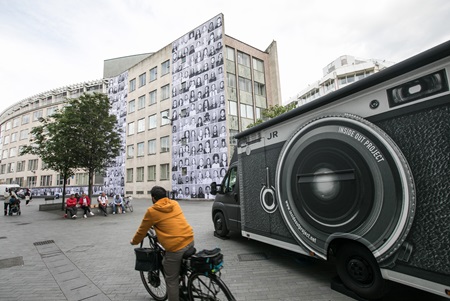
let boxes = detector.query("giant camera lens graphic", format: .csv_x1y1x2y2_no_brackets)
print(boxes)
276,114,416,261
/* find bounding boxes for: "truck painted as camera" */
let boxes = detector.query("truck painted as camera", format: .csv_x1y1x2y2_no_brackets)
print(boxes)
211,40,450,300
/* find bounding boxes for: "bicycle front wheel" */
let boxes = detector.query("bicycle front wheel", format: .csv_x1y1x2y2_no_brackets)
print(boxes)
129,204,134,212
140,268,168,301
188,273,235,301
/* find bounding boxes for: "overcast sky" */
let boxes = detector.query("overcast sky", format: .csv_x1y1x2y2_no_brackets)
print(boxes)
1,0,449,114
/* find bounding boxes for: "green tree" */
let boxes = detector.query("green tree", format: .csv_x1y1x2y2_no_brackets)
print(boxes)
20,109,80,210
247,102,297,128
63,92,122,200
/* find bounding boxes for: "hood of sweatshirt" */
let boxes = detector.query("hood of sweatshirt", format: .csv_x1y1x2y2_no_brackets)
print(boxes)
153,197,174,213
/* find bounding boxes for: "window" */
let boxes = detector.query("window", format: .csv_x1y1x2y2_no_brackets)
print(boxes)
161,110,170,126
148,165,156,181
226,46,235,61
256,107,263,120
161,60,170,75
20,129,29,140
16,160,25,172
240,104,254,119
28,159,38,171
127,145,134,158
0,164,5,174
239,77,252,93
253,58,264,72
15,177,24,187
40,175,52,186
47,106,57,116
139,72,146,87
2,150,8,159
160,136,169,153
4,135,9,145
221,166,238,193
27,176,37,188
128,99,135,113
138,95,146,109
128,122,135,135
7,162,15,173
137,142,145,157
161,84,170,101
136,167,144,182
149,90,157,105
229,101,237,116
10,132,17,142
129,78,136,92
137,118,145,133
254,82,266,97
237,51,250,67
9,147,17,157
13,118,20,128
75,173,89,185
227,73,236,88
22,114,30,125
148,139,156,155
148,114,157,129
33,110,43,121
150,67,157,81
126,168,133,182
160,164,169,180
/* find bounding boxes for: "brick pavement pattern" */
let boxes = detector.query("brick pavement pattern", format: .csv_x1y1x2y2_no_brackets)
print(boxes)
0,198,447,301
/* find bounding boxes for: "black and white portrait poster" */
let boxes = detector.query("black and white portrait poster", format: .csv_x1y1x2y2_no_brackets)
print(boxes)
171,14,227,199
106,70,128,197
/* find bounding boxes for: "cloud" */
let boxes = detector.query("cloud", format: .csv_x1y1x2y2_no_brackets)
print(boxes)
0,0,449,113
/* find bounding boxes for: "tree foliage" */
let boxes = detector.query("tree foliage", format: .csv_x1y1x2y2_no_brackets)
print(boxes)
62,93,122,198
20,92,122,208
247,102,297,128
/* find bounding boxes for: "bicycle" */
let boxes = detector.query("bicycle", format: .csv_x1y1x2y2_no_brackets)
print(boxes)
139,228,235,300
124,196,133,212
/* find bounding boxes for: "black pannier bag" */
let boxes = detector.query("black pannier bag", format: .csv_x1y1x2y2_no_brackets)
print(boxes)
190,247,223,274
134,247,161,271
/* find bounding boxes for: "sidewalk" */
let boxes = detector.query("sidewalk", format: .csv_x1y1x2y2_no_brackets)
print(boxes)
0,198,446,301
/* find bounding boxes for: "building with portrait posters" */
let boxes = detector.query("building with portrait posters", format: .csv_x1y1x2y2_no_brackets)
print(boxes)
0,14,281,200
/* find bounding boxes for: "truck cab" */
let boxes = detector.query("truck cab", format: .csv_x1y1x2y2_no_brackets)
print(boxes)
211,160,240,237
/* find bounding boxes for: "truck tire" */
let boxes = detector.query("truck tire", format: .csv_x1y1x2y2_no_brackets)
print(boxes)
214,212,229,237
336,242,385,300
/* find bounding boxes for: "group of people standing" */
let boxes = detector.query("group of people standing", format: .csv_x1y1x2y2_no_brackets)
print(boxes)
65,192,126,219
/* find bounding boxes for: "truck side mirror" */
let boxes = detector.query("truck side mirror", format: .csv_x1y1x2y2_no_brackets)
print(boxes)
211,182,218,195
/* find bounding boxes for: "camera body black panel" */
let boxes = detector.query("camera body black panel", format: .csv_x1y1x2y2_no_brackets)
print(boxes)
236,41,450,283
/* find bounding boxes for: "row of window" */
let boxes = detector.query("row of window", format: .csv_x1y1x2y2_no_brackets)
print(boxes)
126,164,170,182
127,111,170,136
128,84,170,113
1,105,58,134
126,136,170,158
129,60,171,92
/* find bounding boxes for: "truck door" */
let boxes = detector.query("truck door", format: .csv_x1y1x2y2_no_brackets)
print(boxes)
219,165,240,231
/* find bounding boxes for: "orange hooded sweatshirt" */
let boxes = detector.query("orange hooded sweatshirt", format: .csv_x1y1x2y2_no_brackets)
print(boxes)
131,198,194,252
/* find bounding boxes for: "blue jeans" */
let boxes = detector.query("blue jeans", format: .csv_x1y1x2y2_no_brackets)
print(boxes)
112,203,125,213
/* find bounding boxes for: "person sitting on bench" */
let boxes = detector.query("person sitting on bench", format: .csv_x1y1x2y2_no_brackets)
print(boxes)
112,194,126,214
66,194,78,219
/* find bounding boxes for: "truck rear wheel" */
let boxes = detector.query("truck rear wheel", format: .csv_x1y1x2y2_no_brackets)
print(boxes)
214,212,229,237
336,242,385,300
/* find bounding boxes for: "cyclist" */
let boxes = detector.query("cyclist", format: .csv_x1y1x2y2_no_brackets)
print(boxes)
130,186,195,301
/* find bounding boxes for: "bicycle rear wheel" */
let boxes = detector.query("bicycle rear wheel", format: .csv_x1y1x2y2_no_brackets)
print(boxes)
140,268,167,301
188,273,235,300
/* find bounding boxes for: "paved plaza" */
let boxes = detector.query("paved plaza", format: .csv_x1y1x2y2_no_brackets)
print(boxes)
0,197,447,301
